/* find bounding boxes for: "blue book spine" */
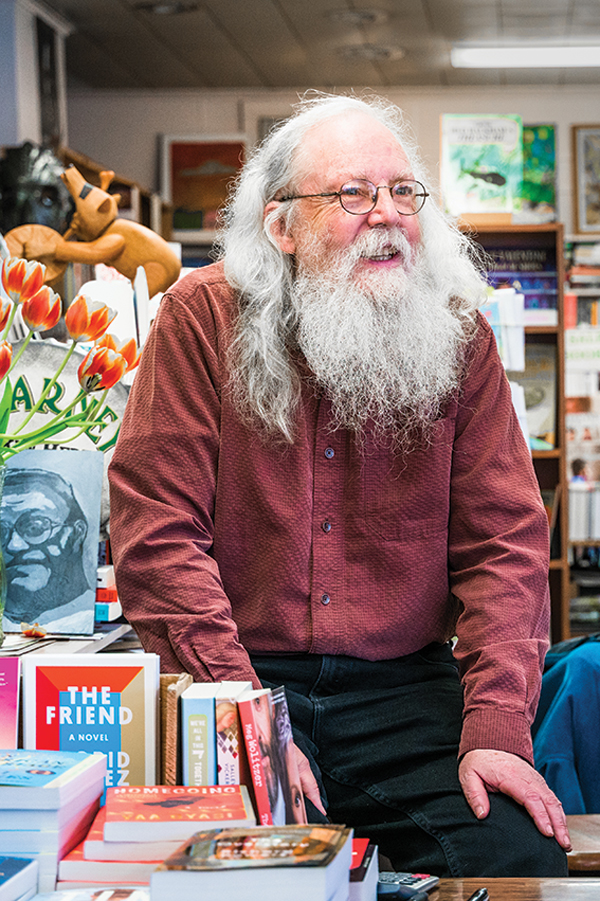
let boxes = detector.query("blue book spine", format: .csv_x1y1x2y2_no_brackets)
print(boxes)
181,691,217,785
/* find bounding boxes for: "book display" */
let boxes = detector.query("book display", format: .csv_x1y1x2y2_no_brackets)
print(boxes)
464,223,570,642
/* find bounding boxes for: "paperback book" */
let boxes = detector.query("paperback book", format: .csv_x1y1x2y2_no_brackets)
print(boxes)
215,681,252,786
22,654,160,788
349,839,378,901
0,858,38,901
83,806,182,862
27,885,150,901
507,343,557,449
238,686,307,826
57,843,160,885
0,798,98,855
180,683,220,786
0,749,106,808
150,824,353,901
102,785,256,842
0,657,21,748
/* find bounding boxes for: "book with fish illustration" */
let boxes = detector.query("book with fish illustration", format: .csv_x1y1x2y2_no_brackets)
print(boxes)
440,113,523,217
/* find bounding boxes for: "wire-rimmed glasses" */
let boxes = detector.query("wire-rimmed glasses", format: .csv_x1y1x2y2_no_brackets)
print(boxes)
279,178,429,216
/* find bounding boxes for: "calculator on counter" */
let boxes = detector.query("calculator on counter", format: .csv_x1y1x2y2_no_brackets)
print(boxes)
377,871,440,898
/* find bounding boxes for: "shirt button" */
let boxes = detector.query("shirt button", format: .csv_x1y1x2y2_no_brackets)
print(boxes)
322,520,332,533
321,593,331,605
324,447,335,459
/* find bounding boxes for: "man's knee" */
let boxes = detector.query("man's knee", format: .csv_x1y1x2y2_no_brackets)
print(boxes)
465,795,568,877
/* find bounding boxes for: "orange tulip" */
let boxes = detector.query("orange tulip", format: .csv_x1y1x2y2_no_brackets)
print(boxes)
1,257,46,304
78,345,127,392
0,297,12,333
0,340,12,379
96,333,141,372
64,294,117,342
21,285,62,332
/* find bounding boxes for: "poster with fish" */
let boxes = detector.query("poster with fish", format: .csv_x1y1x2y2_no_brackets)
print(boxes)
441,114,523,217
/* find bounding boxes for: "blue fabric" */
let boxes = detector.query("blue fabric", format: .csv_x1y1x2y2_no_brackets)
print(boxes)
533,640,600,813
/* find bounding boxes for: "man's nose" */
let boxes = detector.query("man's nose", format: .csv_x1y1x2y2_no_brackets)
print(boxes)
367,187,400,226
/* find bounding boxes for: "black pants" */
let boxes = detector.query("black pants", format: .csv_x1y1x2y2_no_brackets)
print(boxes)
251,644,568,877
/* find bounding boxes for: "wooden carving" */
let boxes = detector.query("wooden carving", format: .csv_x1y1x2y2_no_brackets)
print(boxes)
5,165,181,297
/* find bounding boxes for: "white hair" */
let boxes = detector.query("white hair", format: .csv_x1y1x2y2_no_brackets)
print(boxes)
218,92,488,443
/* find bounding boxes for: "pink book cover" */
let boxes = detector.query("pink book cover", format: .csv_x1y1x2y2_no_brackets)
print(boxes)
0,657,21,748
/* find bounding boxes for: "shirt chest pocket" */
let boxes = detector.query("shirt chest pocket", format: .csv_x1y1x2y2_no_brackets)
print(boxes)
359,421,455,542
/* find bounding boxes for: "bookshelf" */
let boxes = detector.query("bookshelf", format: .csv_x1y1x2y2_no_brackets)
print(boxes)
563,234,600,635
463,222,570,642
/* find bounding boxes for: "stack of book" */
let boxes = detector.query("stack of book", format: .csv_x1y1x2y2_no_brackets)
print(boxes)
56,785,256,890
150,823,354,901
0,857,38,901
483,244,559,327
95,565,122,623
0,750,107,893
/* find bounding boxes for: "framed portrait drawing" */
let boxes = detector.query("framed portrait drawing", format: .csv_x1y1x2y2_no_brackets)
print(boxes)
1,448,104,636
573,125,600,234
160,135,246,242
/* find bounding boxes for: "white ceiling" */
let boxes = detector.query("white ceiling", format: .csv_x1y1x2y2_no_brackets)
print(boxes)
42,0,600,91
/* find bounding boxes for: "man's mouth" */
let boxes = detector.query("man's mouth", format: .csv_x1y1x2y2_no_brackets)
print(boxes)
365,250,398,262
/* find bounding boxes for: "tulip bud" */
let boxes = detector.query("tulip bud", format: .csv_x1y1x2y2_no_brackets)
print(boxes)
21,285,62,332
1,257,46,304
0,340,13,380
65,294,117,342
78,345,127,392
96,333,141,372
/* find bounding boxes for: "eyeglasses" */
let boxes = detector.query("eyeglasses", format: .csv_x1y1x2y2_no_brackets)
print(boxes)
279,178,429,216
1,512,66,547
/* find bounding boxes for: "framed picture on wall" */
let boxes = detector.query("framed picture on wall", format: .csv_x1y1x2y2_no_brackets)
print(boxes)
160,135,246,242
573,125,600,234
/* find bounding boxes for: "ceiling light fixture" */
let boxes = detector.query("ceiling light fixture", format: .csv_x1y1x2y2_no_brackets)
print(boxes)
134,2,199,14
451,45,600,68
327,9,389,26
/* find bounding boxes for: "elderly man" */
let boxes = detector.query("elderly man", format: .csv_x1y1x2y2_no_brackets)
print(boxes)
108,94,570,875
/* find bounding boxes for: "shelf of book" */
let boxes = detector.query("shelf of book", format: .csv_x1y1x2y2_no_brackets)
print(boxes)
464,222,570,642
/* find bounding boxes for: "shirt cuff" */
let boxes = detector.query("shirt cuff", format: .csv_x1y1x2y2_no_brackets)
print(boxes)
459,708,534,765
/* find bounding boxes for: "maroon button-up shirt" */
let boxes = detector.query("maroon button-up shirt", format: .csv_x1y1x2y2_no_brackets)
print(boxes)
108,262,550,763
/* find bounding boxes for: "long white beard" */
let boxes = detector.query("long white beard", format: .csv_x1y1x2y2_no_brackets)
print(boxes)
290,227,468,445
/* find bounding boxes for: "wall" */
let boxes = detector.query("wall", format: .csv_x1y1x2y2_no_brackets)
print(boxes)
67,84,600,234
0,0,70,147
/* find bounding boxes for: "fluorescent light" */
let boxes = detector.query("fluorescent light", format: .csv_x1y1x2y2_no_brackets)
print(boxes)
451,46,600,68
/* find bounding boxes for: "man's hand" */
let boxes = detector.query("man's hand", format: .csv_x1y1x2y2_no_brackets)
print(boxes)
459,749,571,851
294,743,327,816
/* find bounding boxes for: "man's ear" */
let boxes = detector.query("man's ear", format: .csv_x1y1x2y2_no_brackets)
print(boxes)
264,201,296,255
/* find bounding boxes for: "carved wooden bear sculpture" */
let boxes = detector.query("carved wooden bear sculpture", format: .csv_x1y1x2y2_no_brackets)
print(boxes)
5,165,181,298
